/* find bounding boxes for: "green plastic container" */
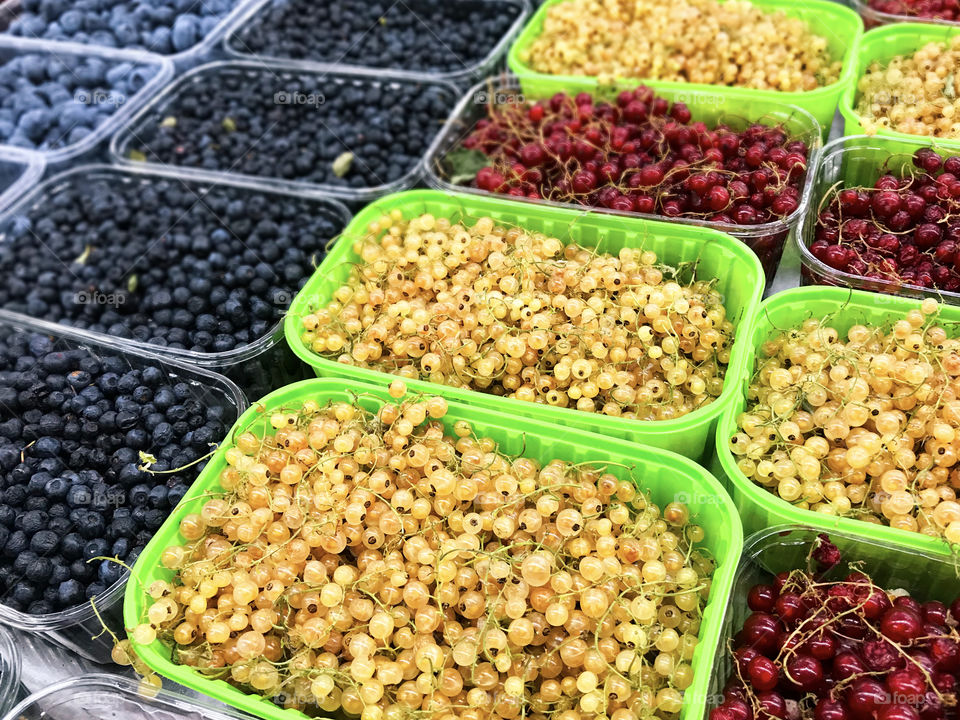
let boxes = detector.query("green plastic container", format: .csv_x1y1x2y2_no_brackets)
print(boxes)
706,525,960,710
840,23,960,150
714,286,957,559
283,189,766,460
125,378,744,720
507,0,863,134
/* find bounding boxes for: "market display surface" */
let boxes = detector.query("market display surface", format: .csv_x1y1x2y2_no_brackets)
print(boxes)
9,1,960,720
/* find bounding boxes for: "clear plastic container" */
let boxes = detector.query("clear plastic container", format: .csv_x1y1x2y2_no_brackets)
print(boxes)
798,134,960,301
0,310,246,664
0,146,40,214
0,628,21,717
0,0,256,69
110,60,461,203
222,0,531,86
705,525,960,711
423,76,822,282
0,36,173,168
0,163,351,401
850,0,960,31
1,673,248,720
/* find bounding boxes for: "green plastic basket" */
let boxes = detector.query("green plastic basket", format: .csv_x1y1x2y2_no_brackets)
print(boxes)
840,22,960,150
706,525,960,709
507,0,863,134
283,189,765,459
125,377,744,720
714,285,959,559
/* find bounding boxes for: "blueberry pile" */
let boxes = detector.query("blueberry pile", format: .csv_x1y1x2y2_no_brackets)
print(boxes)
0,171,344,354
6,0,237,55
0,54,157,151
229,0,520,74
0,328,235,614
123,67,456,189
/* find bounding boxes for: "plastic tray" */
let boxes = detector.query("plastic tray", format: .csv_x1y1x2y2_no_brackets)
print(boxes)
0,0,255,70
423,76,821,283
706,525,960,709
110,60,461,203
0,310,246,663
0,163,351,401
850,0,960,29
223,0,531,86
1,673,248,720
507,0,863,133
284,189,763,459
0,36,172,168
126,376,743,720
0,628,20,718
713,285,960,559
0,145,40,214
840,22,960,149
798,134,960,301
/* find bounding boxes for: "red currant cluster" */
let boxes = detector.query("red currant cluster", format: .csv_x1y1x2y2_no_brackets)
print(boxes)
867,0,960,21
810,149,960,293
462,87,809,228
713,538,960,720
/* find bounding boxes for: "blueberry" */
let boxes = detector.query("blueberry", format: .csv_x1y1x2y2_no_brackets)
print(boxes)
57,579,83,606
29,530,58,555
82,538,108,562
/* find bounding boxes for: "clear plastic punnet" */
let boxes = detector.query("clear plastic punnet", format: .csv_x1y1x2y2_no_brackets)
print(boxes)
222,0,531,86
0,163,351,401
0,146,40,214
110,60,461,202
1,673,249,720
0,36,173,168
423,76,822,283
0,627,21,717
0,310,246,664
849,0,960,29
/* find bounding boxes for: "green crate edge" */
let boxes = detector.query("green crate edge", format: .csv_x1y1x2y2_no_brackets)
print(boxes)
840,22,960,149
124,377,745,720
506,0,864,133
714,285,958,559
282,189,766,460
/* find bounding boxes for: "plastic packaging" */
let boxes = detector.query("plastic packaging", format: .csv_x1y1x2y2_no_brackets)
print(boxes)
110,60,461,202
0,628,21,717
0,163,351,401
850,0,960,29
798,134,960,300
713,285,957,559
126,376,743,720
839,22,960,149
507,0,863,133
423,76,821,282
284,189,763,459
0,36,172,168
1,673,249,720
0,146,40,214
222,0,531,86
0,0,255,68
705,525,960,710
0,310,246,663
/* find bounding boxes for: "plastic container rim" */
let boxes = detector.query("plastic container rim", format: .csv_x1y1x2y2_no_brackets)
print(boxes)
796,133,960,300
0,626,20,717
125,376,744,720
0,35,174,166
220,0,533,85
0,145,42,214
422,76,823,239
506,0,864,102
715,285,959,557
0,307,248,632
839,22,960,146
0,161,352,369
108,59,463,203
283,188,765,440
